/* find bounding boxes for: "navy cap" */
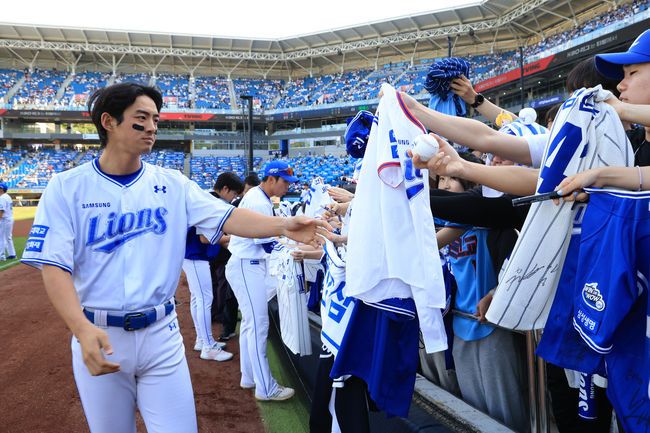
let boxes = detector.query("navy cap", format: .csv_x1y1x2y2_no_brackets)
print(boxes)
595,29,650,79
263,160,299,183
0,183,7,191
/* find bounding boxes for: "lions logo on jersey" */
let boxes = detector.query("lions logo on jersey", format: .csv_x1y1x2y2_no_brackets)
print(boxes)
86,207,168,253
582,282,605,312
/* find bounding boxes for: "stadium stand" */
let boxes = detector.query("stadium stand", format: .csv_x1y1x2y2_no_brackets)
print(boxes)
193,75,231,109
156,73,191,109
189,155,264,189
11,69,66,107
58,72,111,108
0,68,24,102
2,149,78,188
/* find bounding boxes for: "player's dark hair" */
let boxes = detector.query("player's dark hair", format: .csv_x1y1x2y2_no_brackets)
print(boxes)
88,82,163,146
214,171,245,194
544,102,562,127
565,57,619,94
244,173,261,186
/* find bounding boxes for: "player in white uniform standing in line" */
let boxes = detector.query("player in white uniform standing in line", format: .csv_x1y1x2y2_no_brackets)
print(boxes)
20,82,330,433
0,182,16,261
226,160,299,401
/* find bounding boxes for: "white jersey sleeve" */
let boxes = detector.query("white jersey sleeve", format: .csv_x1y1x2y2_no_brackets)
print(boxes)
525,134,549,169
22,174,75,272
187,179,235,244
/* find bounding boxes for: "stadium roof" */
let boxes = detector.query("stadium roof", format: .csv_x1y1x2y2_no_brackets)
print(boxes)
0,0,611,79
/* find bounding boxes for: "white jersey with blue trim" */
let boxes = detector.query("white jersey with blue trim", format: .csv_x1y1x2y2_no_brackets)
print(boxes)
486,85,634,330
21,159,234,312
345,83,447,353
0,193,13,220
228,185,275,259
320,239,354,357
268,243,311,356
303,177,334,218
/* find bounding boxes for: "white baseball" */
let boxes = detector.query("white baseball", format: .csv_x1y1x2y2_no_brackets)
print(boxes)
412,134,439,161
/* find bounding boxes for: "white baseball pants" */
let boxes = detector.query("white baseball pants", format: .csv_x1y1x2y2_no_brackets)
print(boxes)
71,312,197,433
0,218,15,259
182,259,216,347
226,257,279,399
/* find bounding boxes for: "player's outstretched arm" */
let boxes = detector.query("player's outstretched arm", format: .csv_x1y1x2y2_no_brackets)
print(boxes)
41,265,120,376
399,91,533,165
410,136,539,196
223,208,332,248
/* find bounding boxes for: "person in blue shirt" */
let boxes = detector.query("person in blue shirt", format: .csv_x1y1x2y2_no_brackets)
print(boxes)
434,152,529,433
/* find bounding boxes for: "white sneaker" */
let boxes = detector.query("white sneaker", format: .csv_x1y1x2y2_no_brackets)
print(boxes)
194,339,225,351
255,386,295,401
200,343,233,361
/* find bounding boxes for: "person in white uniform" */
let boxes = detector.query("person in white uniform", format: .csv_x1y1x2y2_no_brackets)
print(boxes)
0,183,16,261
226,160,299,401
21,82,330,433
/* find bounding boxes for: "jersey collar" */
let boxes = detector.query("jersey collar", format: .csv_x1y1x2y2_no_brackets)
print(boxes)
92,158,146,188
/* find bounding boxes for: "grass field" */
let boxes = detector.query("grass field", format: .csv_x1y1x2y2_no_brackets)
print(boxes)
0,237,26,272
13,206,37,221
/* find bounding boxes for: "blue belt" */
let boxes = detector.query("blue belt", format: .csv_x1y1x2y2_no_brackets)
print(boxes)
83,302,175,331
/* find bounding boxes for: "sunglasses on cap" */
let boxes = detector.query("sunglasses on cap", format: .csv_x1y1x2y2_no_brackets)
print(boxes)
268,167,294,176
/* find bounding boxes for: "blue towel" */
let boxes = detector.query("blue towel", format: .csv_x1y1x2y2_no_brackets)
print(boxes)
344,110,375,158
424,58,471,117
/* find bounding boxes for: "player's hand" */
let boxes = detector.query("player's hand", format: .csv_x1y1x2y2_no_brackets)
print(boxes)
553,168,602,205
76,324,120,376
327,187,354,203
474,291,494,322
291,249,306,262
450,74,477,104
282,216,333,248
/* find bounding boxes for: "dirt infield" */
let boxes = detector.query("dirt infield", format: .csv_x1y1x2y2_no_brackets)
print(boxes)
0,262,265,433
13,218,33,237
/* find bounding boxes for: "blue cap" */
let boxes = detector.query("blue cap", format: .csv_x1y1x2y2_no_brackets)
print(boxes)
263,160,299,183
595,30,650,79
0,183,7,191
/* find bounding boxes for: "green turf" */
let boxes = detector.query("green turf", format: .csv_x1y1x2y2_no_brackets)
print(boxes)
0,237,26,272
235,318,311,433
12,206,37,221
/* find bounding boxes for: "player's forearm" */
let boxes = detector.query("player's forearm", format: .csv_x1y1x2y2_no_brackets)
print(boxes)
405,94,532,165
223,207,290,239
459,162,538,196
41,265,94,337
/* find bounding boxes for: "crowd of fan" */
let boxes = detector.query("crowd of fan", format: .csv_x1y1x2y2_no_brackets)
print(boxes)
189,155,264,189
0,0,647,110
260,154,356,191
11,69,66,107
524,0,650,58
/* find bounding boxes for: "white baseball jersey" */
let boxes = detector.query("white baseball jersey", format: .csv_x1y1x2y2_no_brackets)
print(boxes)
320,239,355,357
21,159,234,311
345,83,447,353
486,86,634,330
302,177,334,219
227,186,275,259
268,243,311,356
0,193,13,220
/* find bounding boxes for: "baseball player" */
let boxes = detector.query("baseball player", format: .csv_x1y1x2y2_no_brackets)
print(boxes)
183,226,232,361
20,82,330,433
0,182,16,261
225,160,299,401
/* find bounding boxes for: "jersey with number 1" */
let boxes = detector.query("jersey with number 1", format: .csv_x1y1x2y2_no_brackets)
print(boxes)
21,159,234,312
